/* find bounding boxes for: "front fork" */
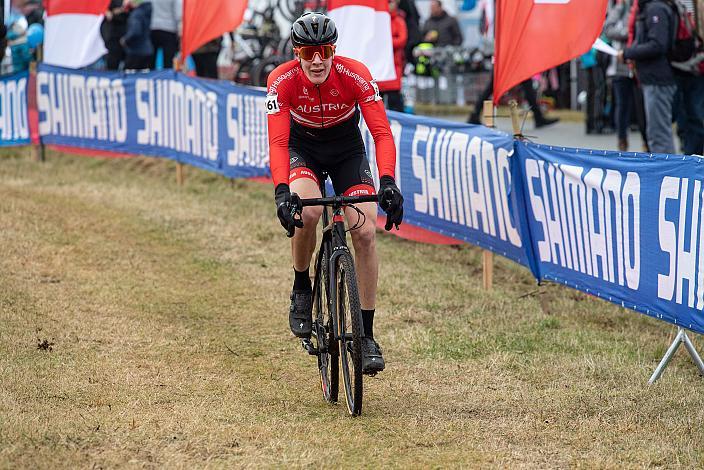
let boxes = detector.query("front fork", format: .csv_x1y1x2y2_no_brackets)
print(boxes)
302,210,348,355
327,216,349,343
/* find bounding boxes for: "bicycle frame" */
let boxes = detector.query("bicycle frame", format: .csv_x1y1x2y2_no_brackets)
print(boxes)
322,201,348,344
305,187,377,345
299,182,378,415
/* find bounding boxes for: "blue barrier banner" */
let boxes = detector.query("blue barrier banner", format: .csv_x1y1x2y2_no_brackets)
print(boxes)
37,64,525,265
35,65,704,334
514,141,704,334
0,70,30,146
363,113,527,266
36,64,270,178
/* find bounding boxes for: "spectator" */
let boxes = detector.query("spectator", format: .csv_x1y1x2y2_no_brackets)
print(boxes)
604,0,648,151
378,0,408,112
0,23,7,64
467,76,559,128
671,1,704,155
580,46,610,135
150,0,181,69
467,0,557,128
421,0,463,47
101,0,129,70
121,0,153,70
620,0,676,154
5,12,43,73
191,37,221,79
18,0,43,26
398,0,421,64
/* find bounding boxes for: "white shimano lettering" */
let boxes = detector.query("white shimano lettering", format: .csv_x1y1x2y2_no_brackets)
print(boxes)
525,158,641,289
534,0,570,3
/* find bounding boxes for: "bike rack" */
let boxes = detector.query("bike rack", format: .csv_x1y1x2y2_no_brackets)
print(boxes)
649,327,704,384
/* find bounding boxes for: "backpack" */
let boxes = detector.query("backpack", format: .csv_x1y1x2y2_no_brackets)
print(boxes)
666,0,699,63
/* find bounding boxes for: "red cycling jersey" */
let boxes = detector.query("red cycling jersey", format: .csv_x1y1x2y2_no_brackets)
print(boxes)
266,56,396,187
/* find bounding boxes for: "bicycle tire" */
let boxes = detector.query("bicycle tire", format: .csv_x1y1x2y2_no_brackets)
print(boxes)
276,0,301,22
251,56,288,87
233,58,257,85
312,248,338,403
335,251,364,416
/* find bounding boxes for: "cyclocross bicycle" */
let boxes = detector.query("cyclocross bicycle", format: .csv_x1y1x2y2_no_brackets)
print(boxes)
296,181,389,416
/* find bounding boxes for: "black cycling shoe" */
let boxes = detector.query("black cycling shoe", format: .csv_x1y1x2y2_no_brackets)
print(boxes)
289,290,313,338
361,337,385,375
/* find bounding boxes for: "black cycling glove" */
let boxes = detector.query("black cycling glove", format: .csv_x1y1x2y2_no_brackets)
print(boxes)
378,175,404,231
275,183,303,237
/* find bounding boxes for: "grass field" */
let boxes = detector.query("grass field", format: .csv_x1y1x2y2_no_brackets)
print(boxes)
1,148,703,468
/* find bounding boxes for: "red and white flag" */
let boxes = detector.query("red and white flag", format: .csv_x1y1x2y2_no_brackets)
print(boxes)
181,0,247,60
44,0,110,68
494,0,608,103
328,0,396,81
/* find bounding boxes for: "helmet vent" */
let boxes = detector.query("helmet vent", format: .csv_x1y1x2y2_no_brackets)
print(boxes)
291,12,338,47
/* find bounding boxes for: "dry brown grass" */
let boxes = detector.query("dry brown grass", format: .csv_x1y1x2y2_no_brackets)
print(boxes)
1,148,703,468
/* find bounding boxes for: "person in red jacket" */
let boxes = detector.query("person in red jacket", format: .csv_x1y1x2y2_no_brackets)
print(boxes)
266,12,404,374
378,0,408,112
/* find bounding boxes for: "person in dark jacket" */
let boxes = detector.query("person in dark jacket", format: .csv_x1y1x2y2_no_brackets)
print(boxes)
670,1,704,155
421,0,463,47
0,23,6,64
604,0,648,151
398,0,421,64
101,0,129,70
121,0,154,70
620,0,676,154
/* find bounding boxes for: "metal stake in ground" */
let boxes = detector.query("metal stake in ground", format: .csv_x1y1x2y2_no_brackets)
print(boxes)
482,100,494,290
29,61,45,163
173,56,185,186
648,327,704,384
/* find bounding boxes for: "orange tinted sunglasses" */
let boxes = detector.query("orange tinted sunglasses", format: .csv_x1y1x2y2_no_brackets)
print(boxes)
294,44,336,61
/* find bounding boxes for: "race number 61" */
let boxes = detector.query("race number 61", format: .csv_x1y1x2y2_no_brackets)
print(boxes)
265,94,280,114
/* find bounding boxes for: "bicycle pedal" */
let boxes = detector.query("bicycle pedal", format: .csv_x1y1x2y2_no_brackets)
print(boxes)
301,338,318,356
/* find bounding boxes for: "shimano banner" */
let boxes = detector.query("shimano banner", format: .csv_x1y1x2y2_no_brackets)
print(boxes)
364,113,527,266
37,64,522,263
33,64,704,334
0,71,30,146
514,141,704,334
36,64,269,179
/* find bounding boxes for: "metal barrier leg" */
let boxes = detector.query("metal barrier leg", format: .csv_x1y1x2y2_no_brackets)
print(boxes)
682,331,704,376
649,328,704,384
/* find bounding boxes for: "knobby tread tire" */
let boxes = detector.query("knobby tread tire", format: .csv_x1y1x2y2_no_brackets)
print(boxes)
336,251,363,416
313,248,339,403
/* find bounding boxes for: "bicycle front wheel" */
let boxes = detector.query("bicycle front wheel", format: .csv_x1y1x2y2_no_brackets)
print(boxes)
335,252,364,416
313,248,338,404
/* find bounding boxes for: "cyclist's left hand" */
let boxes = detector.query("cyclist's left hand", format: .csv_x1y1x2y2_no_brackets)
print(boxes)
378,175,404,231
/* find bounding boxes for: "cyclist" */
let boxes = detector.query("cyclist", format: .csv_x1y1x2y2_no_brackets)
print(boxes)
266,12,404,375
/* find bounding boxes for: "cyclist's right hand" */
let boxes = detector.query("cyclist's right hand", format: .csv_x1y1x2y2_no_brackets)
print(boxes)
275,183,303,237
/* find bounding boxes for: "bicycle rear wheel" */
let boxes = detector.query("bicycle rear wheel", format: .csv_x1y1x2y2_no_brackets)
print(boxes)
335,252,364,416
312,249,338,403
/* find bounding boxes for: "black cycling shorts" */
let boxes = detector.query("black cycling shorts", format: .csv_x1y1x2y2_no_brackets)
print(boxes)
288,118,376,196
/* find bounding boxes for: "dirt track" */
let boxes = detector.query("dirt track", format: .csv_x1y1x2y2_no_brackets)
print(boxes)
1,149,703,468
